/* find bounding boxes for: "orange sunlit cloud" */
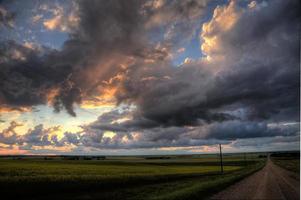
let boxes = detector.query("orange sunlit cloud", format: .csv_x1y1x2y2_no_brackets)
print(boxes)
201,0,240,61
0,106,32,113
0,144,28,155
81,87,118,109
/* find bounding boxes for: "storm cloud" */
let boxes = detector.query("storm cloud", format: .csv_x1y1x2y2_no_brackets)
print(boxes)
1,0,150,115
115,0,300,127
0,5,14,28
0,0,299,153
1,0,298,122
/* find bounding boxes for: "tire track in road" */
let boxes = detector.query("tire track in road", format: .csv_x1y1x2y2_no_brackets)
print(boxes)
211,157,299,200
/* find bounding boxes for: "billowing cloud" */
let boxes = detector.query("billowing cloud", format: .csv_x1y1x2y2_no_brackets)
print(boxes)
145,0,208,46
203,121,299,140
1,0,151,116
0,121,21,145
0,5,14,28
42,3,79,32
115,0,300,126
0,0,210,117
0,0,299,153
0,117,298,151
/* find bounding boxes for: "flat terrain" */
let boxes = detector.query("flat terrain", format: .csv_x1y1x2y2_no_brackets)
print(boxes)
211,156,300,200
0,154,265,200
271,156,300,175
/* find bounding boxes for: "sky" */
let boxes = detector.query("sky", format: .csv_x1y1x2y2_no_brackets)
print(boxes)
0,0,300,155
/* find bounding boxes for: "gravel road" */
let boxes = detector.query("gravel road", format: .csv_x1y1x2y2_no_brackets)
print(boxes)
211,157,300,200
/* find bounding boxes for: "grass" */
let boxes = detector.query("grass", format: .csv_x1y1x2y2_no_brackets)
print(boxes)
271,152,300,173
270,152,300,174
270,152,300,181
116,161,265,200
0,154,266,199
0,160,240,178
272,157,300,173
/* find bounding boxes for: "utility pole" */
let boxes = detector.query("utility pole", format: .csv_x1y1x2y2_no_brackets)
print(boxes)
219,144,224,174
244,153,247,166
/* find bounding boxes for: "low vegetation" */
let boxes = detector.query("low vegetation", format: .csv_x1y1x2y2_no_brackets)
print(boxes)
0,153,266,199
271,152,300,175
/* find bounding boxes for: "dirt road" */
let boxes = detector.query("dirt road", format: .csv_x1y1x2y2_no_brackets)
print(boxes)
211,158,300,200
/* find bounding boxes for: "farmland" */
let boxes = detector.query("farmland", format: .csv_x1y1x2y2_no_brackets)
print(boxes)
270,152,300,179
0,153,266,199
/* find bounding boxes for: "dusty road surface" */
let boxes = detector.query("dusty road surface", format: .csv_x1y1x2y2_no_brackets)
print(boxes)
211,158,300,200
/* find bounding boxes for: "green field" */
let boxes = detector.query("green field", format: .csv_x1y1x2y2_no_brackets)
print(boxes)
0,154,266,200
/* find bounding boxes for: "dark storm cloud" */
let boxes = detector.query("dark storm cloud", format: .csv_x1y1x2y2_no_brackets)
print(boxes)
231,135,300,152
90,109,161,132
0,117,298,149
52,78,82,116
204,121,300,140
0,0,299,152
75,124,231,149
144,0,208,46
205,0,300,121
115,0,300,126
0,41,70,108
62,132,81,145
72,108,299,149
0,122,77,147
0,0,211,117
115,62,235,127
21,124,53,146
0,122,51,146
0,0,151,115
0,121,21,145
0,5,15,28
74,0,300,150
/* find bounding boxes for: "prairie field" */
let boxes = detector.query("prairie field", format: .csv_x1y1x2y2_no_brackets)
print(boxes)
0,153,266,200
271,152,300,177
